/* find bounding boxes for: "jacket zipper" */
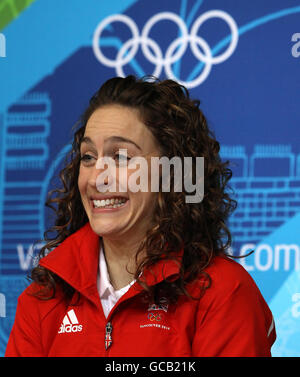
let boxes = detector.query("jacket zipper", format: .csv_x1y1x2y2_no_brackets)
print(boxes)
105,321,113,350
103,288,138,351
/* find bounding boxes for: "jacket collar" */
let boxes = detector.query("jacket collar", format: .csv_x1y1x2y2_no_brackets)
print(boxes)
39,222,183,303
39,222,100,302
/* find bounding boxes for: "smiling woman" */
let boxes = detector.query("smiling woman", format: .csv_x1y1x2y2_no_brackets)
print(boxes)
5,75,276,357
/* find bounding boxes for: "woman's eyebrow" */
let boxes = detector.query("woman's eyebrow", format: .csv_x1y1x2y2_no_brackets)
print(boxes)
107,136,142,151
81,135,142,151
81,136,95,147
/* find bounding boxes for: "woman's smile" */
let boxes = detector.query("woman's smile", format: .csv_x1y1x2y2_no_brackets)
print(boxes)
90,196,129,212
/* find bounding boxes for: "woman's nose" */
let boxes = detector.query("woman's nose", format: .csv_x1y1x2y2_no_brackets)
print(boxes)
91,156,116,193
87,164,109,188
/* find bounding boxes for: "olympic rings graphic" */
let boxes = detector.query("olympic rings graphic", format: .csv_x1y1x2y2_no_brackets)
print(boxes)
92,10,239,88
148,312,162,322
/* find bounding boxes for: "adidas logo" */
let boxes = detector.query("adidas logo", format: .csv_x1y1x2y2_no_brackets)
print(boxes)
58,309,83,334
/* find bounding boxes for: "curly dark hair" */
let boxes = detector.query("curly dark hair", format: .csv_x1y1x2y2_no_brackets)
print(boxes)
30,75,237,304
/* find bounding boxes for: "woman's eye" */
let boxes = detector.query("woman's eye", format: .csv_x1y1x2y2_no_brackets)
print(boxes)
115,153,131,163
80,154,95,164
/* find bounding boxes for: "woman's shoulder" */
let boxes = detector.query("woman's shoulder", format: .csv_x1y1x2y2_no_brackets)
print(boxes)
16,281,66,321
195,255,266,306
205,254,255,286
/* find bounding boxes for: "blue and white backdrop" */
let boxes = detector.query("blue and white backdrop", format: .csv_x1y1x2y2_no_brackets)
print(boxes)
0,0,300,357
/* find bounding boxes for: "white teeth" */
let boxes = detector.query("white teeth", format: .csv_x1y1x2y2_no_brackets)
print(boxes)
93,197,127,208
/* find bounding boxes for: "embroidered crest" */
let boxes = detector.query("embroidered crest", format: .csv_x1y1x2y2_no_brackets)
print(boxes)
147,297,168,313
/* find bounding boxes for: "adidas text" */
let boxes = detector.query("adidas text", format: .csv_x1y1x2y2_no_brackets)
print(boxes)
58,324,82,334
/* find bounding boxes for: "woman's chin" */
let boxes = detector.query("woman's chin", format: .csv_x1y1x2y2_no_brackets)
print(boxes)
89,219,125,238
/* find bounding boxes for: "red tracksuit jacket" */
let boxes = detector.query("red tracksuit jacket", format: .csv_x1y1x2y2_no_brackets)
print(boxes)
5,222,276,357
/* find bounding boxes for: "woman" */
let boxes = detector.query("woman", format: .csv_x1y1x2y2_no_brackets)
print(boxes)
5,75,276,357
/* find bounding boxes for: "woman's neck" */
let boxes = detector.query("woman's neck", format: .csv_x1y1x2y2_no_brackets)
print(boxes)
101,237,145,290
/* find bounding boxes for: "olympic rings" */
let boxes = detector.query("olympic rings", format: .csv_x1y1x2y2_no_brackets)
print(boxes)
93,14,139,68
148,312,162,322
141,12,189,66
92,10,239,88
190,10,239,65
165,35,212,88
116,36,163,78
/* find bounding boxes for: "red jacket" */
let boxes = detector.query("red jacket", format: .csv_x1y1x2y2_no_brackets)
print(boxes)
5,222,276,357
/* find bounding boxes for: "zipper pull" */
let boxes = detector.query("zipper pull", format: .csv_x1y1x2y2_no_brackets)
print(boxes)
105,321,113,350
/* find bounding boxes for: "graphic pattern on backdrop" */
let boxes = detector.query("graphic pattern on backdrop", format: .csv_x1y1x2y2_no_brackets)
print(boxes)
92,10,239,87
1,0,300,356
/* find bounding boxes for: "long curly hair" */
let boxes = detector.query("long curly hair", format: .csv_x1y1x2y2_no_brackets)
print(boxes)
30,75,237,304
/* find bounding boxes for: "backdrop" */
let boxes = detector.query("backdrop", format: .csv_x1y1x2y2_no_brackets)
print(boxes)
0,0,300,357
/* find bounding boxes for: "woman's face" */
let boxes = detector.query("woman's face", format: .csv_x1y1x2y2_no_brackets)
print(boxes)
78,104,161,241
